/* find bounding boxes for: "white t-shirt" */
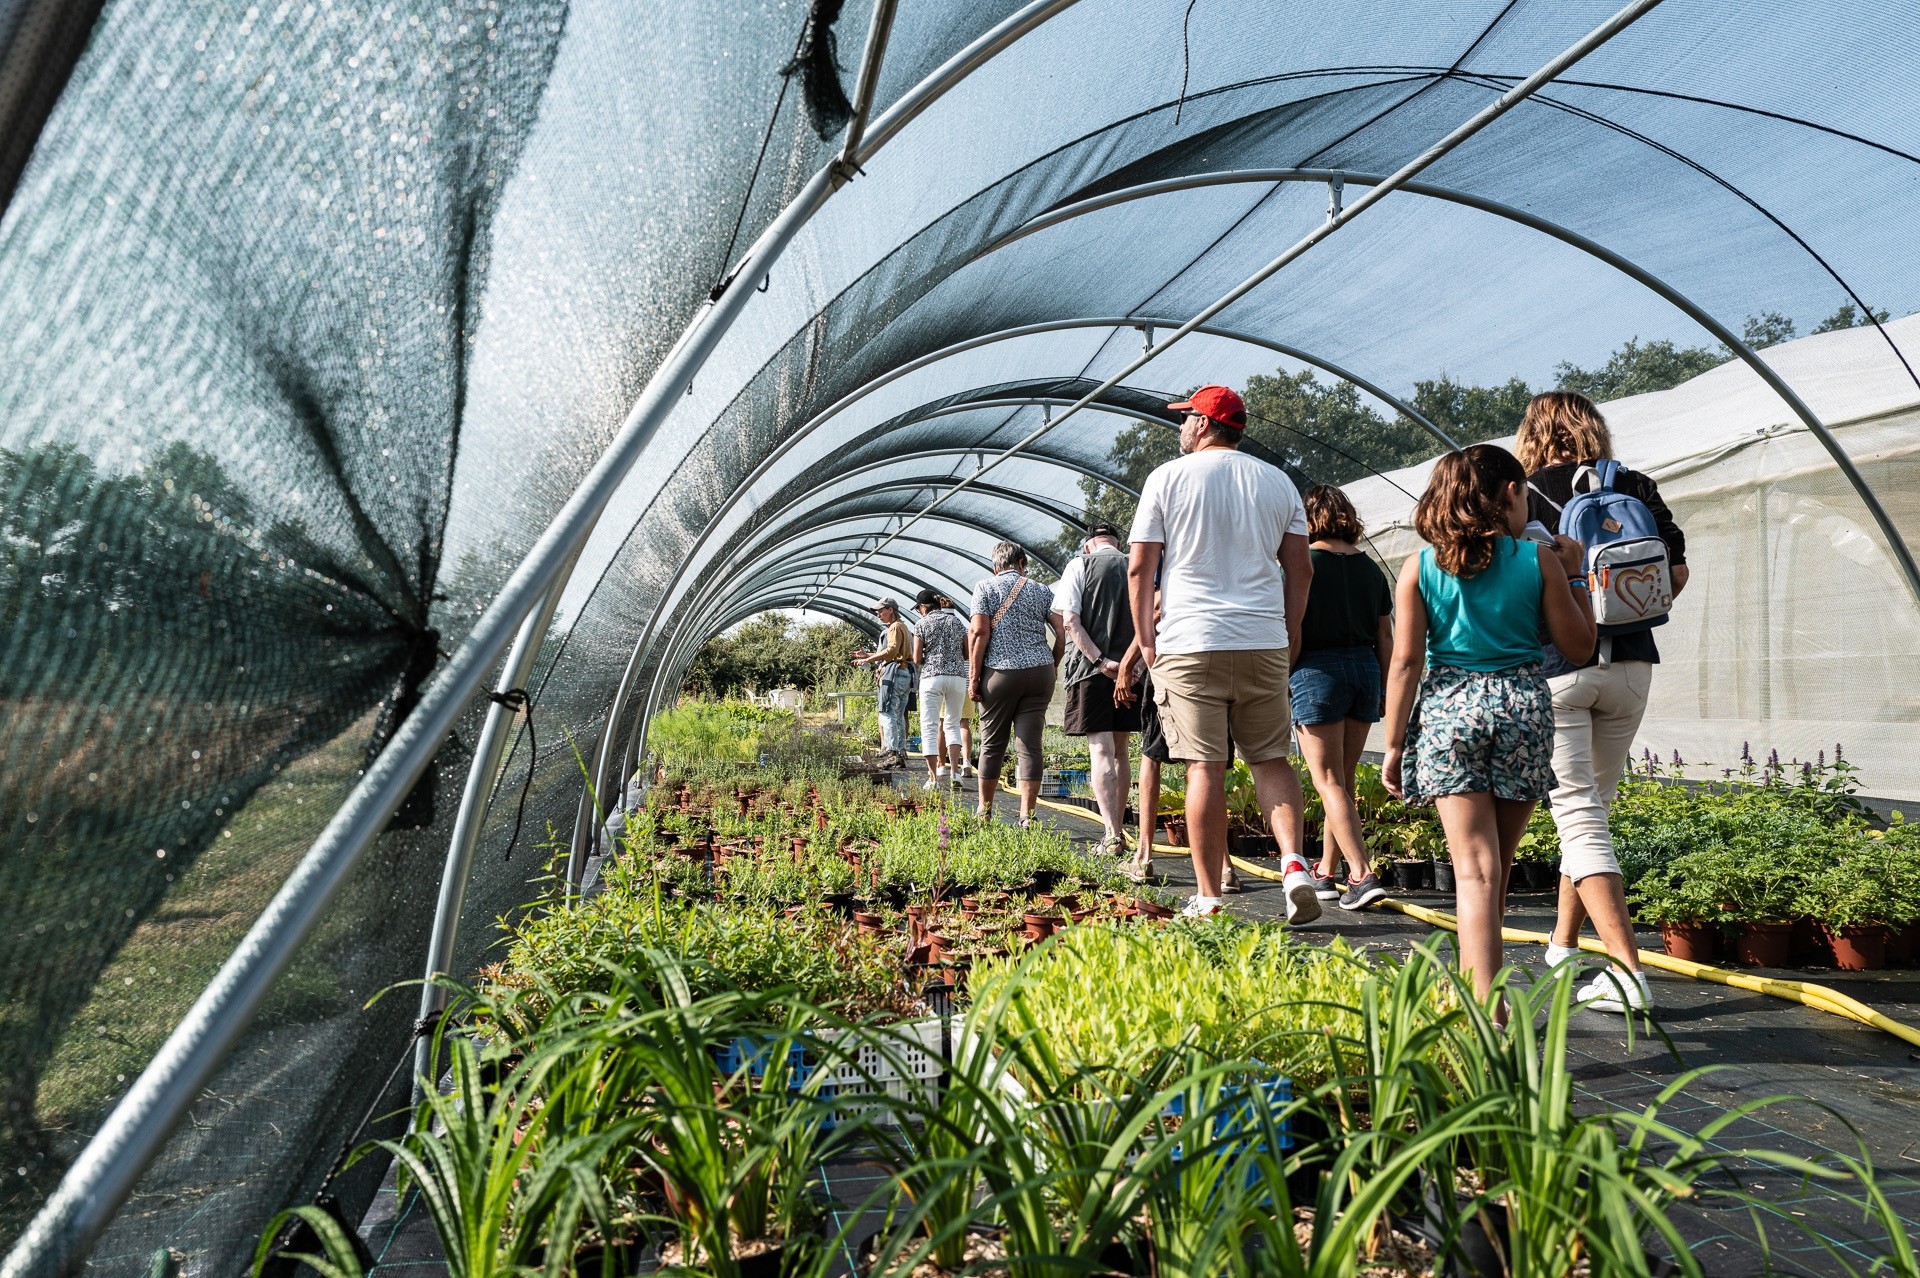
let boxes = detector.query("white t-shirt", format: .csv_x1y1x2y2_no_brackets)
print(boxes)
1127,448,1308,654
1052,544,1126,619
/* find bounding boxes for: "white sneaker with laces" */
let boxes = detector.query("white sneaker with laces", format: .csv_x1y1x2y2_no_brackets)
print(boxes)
1180,895,1224,918
923,773,941,791
1578,969,1652,1014
1544,943,1580,968
1279,857,1323,926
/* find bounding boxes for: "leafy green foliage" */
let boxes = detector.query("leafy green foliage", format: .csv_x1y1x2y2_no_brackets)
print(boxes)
1408,374,1532,446
1813,301,1891,333
685,613,868,700
1552,337,1729,401
969,919,1377,1090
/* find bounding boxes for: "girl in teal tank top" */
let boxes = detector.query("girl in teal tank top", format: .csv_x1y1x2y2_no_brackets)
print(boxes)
1379,445,1597,1004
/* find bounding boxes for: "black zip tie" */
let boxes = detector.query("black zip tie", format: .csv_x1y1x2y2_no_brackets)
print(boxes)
486,688,535,862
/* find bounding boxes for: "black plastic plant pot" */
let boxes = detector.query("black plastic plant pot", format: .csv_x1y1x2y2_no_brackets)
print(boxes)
821,891,857,916
1030,867,1065,893
1433,861,1455,893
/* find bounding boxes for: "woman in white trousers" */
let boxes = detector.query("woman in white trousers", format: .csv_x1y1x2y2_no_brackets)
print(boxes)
1519,392,1689,1016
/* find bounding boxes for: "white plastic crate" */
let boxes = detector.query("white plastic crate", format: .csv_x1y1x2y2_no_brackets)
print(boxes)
814,1015,954,1125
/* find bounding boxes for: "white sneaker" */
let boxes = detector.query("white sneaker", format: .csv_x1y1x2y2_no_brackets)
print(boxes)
923,773,940,791
1280,858,1322,926
1578,970,1652,1014
1180,895,1224,918
1544,943,1580,968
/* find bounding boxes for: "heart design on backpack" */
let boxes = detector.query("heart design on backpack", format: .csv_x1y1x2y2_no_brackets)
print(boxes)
1612,564,1663,616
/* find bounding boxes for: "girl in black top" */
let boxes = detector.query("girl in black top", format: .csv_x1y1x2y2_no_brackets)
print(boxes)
1291,484,1394,911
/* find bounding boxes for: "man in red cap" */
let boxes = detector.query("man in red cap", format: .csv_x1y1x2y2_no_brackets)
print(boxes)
1125,385,1320,923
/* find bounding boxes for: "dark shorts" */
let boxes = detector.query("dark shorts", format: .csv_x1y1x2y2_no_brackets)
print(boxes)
1063,672,1143,735
1137,673,1171,763
1289,645,1383,726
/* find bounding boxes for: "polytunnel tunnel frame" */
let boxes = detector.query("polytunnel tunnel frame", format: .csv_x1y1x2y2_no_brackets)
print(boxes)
28,1,1920,1271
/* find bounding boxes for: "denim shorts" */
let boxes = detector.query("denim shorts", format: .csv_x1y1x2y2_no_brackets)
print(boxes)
1288,646,1383,726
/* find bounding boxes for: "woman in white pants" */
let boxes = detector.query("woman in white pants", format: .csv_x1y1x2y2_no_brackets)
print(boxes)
912,588,970,788
1519,392,1689,1015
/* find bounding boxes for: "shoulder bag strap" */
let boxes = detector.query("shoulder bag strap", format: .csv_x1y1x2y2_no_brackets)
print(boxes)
991,575,1027,628
1527,480,1564,517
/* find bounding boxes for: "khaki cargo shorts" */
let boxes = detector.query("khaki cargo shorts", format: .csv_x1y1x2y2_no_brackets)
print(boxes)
1150,648,1293,764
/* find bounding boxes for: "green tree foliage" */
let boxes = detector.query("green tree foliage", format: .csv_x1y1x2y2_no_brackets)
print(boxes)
1407,374,1532,446
1742,311,1797,348
1242,369,1436,482
1048,421,1179,563
685,613,866,699
1813,301,1891,333
1551,337,1730,402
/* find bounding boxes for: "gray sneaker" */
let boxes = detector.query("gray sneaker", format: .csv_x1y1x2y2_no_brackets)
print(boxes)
1309,869,1340,900
1338,875,1387,911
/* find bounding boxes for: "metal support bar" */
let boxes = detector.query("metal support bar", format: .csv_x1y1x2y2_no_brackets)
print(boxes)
409,540,586,1100
831,0,900,185
804,0,1667,605
0,3,1085,1270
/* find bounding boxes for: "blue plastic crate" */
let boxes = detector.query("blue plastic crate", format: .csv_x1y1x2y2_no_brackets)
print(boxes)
715,1035,811,1082
1164,1071,1294,1152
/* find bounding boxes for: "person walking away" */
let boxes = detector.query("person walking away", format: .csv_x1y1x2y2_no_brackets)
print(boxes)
1292,485,1394,911
1115,590,1171,885
1127,384,1319,922
1382,444,1595,1005
969,542,1062,825
1520,391,1689,1015
912,588,970,790
1053,522,1140,854
852,598,915,768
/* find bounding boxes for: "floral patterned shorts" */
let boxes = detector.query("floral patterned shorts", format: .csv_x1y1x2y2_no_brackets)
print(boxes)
1410,663,1555,802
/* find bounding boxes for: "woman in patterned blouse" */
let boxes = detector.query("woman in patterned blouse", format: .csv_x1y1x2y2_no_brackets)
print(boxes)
969,542,1063,825
912,587,970,789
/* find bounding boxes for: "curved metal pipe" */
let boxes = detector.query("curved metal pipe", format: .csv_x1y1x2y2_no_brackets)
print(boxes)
411,535,588,1097
0,2,1087,1269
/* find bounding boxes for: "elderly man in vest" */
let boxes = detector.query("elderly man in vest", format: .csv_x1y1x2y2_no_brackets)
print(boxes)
853,597,915,768
1052,523,1140,855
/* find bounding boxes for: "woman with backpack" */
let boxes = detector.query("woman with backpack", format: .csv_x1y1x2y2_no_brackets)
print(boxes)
1520,391,1689,1015
1383,444,1596,1005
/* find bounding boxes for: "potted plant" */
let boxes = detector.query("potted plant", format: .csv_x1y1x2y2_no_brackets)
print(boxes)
1626,861,1722,963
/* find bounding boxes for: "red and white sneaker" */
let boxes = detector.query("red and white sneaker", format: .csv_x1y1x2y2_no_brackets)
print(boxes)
1180,895,1224,918
1280,857,1323,926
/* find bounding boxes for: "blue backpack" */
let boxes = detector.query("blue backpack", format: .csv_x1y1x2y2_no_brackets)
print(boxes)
1535,460,1673,635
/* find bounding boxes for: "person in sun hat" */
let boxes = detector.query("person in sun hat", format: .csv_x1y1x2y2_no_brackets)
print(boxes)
1050,520,1140,855
1127,384,1320,923
852,596,915,768
912,586,969,789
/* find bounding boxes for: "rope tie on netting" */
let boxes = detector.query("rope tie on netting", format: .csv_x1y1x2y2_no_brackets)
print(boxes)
485,687,535,861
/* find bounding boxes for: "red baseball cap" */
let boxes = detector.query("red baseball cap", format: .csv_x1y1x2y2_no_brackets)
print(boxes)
1168,385,1246,430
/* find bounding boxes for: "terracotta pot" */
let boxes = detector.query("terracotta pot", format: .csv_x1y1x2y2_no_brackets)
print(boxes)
1040,892,1081,913
904,904,931,944
1887,922,1920,966
1789,917,1829,964
1659,923,1716,963
926,932,953,963
1823,923,1889,972
960,896,980,920
1023,911,1059,943
1131,896,1174,919
853,911,885,935
1734,922,1794,968
815,808,828,830
1164,818,1188,847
